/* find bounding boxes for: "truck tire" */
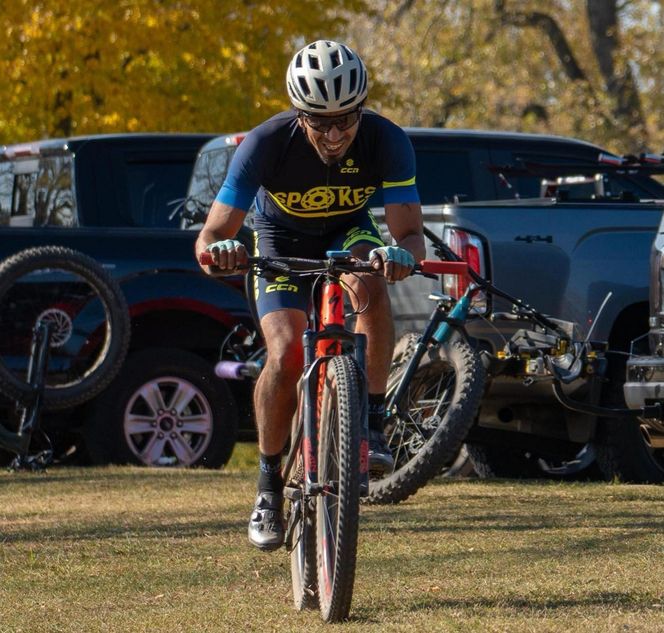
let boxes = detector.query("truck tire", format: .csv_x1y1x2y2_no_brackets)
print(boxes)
594,368,664,482
594,418,664,482
467,440,601,480
0,245,130,409
465,443,543,479
85,348,238,468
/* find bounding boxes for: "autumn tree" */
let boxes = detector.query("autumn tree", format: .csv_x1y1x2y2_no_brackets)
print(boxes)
0,0,366,142
344,0,664,153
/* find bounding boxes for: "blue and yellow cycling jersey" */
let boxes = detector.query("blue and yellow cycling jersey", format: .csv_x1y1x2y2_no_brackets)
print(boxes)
216,109,420,236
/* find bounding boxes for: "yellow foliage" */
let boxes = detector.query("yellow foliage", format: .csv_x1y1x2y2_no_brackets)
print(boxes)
0,0,367,142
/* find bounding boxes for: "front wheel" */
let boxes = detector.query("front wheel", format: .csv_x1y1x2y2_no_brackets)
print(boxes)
365,333,485,505
316,355,363,623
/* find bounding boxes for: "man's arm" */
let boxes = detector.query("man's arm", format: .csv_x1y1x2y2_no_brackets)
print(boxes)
385,201,426,260
195,201,248,273
375,201,426,281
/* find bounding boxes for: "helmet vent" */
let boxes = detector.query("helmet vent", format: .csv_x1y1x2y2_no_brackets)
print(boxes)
316,78,329,101
348,68,357,92
333,76,342,100
330,49,342,68
308,54,320,71
298,76,310,97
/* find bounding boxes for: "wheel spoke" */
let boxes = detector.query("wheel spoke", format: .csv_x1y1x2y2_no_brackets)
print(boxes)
168,382,197,415
169,434,197,463
138,383,167,414
179,414,211,434
139,433,168,464
125,415,157,435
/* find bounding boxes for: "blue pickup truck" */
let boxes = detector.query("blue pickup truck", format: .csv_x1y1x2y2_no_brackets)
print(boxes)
0,133,256,468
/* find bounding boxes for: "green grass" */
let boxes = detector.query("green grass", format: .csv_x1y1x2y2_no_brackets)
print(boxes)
1,456,664,632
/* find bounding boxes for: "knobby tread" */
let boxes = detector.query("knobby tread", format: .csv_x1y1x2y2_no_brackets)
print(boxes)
316,355,362,622
0,245,130,409
365,335,485,505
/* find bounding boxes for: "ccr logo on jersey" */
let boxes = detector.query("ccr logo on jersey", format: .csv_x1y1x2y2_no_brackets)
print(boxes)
340,158,359,174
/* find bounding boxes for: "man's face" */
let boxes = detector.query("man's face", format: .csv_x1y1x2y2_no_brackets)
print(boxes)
298,107,362,165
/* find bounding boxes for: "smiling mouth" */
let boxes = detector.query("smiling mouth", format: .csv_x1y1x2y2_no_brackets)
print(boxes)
323,141,344,153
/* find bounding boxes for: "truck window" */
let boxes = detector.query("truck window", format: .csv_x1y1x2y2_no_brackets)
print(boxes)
187,147,237,211
0,155,76,227
367,149,475,207
122,158,195,228
415,150,475,204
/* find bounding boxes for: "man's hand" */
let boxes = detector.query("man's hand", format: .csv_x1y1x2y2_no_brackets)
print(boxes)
205,239,248,274
369,245,415,283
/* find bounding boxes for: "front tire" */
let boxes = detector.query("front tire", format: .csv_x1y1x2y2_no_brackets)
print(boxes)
316,356,362,623
85,348,237,468
594,360,664,483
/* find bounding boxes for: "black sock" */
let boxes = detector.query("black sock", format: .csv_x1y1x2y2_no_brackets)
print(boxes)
368,393,386,433
258,452,283,495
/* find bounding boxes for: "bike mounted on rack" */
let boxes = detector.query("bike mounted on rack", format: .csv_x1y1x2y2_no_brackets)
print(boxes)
489,150,664,202
420,224,654,424
0,246,131,471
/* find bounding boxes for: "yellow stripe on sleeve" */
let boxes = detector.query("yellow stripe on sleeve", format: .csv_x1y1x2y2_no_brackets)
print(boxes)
382,176,416,189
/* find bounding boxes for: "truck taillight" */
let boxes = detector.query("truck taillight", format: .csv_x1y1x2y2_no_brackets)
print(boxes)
442,227,487,312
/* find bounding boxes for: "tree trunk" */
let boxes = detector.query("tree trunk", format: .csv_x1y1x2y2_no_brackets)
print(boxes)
586,0,648,148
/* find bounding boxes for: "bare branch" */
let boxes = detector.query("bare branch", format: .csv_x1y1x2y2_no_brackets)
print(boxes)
495,2,587,81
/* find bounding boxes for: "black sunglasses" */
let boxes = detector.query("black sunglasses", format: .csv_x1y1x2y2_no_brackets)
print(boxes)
299,108,362,133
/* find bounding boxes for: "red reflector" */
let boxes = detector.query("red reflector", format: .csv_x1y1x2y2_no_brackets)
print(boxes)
419,260,468,276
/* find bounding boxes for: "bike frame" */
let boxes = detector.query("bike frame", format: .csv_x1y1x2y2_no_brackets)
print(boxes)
386,262,476,417
0,320,53,467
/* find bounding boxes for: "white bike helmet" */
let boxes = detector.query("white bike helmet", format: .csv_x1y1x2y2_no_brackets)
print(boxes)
286,40,368,113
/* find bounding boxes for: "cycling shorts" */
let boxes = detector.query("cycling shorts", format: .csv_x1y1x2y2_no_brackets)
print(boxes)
251,211,386,320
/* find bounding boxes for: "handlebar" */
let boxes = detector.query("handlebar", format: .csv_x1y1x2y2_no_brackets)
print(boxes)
198,251,469,277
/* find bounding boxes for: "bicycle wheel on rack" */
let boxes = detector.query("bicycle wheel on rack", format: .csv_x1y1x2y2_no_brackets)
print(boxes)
365,332,485,505
316,354,363,623
285,397,318,611
0,246,131,409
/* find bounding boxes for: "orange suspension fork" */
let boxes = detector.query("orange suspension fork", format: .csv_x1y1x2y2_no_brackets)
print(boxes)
315,278,344,358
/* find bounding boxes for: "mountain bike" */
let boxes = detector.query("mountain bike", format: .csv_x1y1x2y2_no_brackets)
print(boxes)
0,245,131,469
200,248,459,622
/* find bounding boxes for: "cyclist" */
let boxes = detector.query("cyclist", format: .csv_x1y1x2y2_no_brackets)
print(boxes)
196,39,425,551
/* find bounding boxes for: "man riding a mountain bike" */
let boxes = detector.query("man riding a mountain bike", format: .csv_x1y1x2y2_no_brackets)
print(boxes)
196,39,425,551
